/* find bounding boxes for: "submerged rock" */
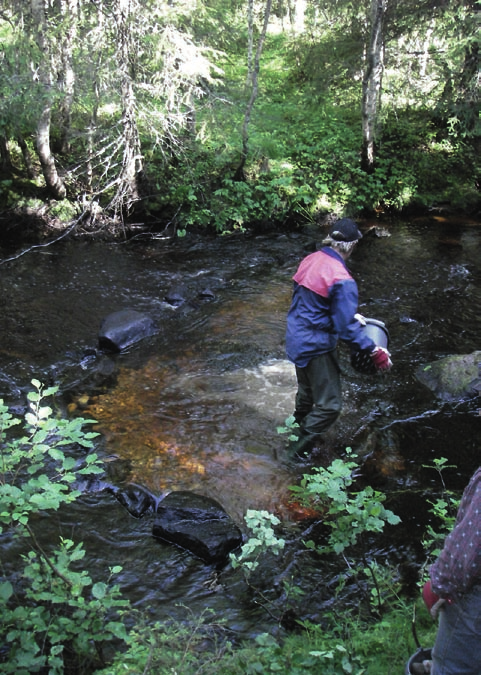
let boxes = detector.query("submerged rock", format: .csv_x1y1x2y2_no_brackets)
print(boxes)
415,351,481,401
98,309,157,352
164,283,187,307
115,484,156,518
152,491,243,564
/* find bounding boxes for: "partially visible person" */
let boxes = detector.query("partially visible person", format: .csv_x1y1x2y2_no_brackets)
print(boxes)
417,467,481,675
284,218,392,461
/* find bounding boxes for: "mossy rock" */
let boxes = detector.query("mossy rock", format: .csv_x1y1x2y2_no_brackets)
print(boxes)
415,351,481,401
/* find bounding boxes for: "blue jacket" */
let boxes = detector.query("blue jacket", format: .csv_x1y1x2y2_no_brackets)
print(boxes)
286,247,375,367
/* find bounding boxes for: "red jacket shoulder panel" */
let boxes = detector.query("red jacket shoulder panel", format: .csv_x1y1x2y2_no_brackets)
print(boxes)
292,250,352,298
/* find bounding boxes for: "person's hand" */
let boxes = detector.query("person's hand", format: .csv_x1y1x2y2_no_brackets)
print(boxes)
370,346,392,371
354,313,367,326
422,580,447,620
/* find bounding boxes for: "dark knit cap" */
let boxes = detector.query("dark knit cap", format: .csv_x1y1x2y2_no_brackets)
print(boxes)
329,218,363,242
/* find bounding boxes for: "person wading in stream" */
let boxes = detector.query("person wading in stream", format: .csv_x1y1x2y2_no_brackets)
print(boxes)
415,466,481,675
285,218,392,462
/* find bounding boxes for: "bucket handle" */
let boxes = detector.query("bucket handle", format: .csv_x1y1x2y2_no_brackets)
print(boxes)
411,604,422,650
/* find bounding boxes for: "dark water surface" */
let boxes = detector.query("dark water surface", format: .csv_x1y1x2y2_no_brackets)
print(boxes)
1,215,481,639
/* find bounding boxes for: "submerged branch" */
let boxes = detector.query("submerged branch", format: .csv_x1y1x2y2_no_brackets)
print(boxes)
0,214,84,266
25,522,74,588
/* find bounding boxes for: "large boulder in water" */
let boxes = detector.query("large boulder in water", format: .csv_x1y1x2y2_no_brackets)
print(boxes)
152,491,243,564
415,351,481,402
98,309,157,352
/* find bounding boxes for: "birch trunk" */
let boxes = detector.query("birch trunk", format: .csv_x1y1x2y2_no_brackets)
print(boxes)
57,0,78,154
361,0,386,173
245,0,254,88
236,0,273,180
30,0,67,199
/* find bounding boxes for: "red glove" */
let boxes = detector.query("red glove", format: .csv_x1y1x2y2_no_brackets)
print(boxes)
422,580,440,611
422,580,448,619
370,346,392,371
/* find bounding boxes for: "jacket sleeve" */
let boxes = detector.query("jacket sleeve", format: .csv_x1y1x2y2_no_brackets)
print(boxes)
430,468,481,599
329,279,376,352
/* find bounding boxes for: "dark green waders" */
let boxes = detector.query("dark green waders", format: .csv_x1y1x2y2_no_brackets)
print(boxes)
287,350,342,460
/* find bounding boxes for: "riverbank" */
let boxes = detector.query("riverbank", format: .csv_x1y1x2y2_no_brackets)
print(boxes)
1,188,480,254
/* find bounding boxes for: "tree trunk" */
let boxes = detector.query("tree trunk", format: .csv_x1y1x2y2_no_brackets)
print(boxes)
361,0,386,173
17,133,37,179
456,39,480,131
57,0,78,154
85,0,104,190
30,0,67,199
110,0,143,214
236,0,273,181
0,135,13,173
287,0,305,35
86,78,99,190
36,105,67,199
245,0,254,88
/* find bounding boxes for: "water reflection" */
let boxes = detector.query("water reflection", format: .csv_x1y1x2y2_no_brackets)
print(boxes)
79,354,302,522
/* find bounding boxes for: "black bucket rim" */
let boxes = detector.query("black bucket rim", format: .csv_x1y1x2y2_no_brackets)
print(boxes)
405,647,433,675
364,317,387,328
350,317,390,374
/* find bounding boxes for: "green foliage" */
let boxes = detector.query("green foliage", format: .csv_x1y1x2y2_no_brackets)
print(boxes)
228,510,304,628
161,160,299,234
154,84,475,233
48,199,81,222
230,509,285,576
89,453,439,675
95,606,232,675
99,602,426,675
0,22,42,137
2,550,128,675
276,414,300,442
0,380,101,534
290,450,401,555
287,451,403,618
1,0,479,226
227,455,402,634
0,380,129,674
228,631,365,675
0,380,100,534
420,457,460,581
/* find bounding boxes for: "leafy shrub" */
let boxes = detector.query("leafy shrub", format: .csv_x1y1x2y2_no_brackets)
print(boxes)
290,450,401,555
0,380,129,674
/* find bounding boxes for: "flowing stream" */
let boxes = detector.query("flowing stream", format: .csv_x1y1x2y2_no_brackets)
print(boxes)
1,214,481,640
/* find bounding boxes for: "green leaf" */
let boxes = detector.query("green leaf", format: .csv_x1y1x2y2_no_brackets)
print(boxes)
108,621,128,640
24,412,38,426
48,447,65,461
0,581,13,602
92,582,107,599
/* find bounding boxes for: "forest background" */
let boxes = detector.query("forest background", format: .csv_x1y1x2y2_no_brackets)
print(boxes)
0,0,479,239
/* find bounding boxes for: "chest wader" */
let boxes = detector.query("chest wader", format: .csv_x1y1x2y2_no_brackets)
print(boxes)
288,350,343,460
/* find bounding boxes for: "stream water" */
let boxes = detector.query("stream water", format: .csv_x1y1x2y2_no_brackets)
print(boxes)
1,214,481,642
